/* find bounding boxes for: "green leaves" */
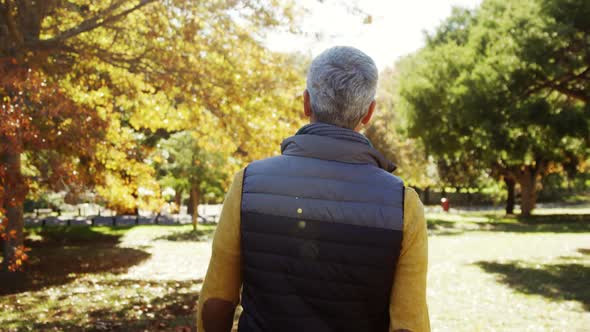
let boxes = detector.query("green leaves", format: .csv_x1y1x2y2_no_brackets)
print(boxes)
396,0,589,212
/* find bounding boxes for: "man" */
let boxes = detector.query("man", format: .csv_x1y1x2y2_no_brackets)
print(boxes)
196,46,429,332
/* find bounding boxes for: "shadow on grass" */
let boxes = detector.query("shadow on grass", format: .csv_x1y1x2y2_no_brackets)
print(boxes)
516,214,590,223
475,259,590,311
26,226,129,246
0,227,150,295
428,213,590,236
155,228,216,242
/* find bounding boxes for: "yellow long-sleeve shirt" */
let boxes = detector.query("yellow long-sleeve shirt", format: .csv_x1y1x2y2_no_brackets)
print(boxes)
197,169,430,332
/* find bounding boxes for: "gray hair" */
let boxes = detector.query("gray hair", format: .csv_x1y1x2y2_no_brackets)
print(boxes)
306,46,378,129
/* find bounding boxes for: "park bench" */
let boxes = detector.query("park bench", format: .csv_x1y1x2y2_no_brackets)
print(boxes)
115,215,138,226
40,216,60,226
27,213,220,227
91,216,116,226
34,208,54,217
90,215,156,226
39,216,89,227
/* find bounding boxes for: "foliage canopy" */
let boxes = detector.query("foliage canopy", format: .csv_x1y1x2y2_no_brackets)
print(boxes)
397,0,589,215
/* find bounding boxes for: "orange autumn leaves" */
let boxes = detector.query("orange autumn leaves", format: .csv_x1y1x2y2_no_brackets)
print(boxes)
1,60,106,272
0,211,30,272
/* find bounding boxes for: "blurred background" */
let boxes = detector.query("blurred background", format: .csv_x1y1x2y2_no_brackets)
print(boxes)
0,0,588,330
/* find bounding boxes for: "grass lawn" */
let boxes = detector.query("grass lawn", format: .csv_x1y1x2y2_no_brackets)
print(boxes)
0,224,216,331
427,211,590,331
0,211,589,331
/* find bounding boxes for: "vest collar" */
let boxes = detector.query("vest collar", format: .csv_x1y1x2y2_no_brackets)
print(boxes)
281,122,397,172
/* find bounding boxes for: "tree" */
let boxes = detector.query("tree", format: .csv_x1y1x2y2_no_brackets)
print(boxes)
1,65,107,272
397,0,590,216
0,0,300,272
155,131,233,230
94,120,163,215
365,65,438,202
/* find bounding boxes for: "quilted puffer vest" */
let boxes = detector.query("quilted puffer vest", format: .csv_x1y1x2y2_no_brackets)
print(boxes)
239,123,404,332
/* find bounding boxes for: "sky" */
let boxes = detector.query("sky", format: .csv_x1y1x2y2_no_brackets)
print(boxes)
265,0,482,70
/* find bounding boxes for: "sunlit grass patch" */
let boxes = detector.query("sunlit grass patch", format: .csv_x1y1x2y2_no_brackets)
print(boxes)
426,210,590,236
24,224,218,247
429,231,590,331
0,275,202,331
1,224,214,331
154,225,217,242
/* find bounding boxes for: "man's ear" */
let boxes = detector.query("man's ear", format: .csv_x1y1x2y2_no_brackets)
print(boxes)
361,100,376,126
303,90,312,118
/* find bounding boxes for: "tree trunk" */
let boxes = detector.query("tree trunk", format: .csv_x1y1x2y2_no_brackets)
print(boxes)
1,150,25,273
174,188,182,213
423,187,430,205
504,177,516,215
518,168,537,217
190,185,200,231
187,189,194,216
132,191,139,216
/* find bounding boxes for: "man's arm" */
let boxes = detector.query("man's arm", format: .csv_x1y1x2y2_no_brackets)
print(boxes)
196,169,244,332
390,187,430,332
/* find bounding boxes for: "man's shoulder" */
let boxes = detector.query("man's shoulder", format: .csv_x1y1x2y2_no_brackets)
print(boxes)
247,155,286,166
247,155,404,187
402,186,426,234
244,155,291,175
404,187,421,205
374,168,404,186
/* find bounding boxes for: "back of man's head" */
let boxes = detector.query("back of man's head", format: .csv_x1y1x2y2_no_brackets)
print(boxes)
306,46,378,130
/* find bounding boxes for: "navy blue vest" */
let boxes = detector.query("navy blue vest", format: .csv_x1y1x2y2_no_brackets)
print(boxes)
239,123,404,332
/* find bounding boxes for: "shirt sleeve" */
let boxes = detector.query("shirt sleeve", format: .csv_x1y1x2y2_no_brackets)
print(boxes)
390,187,430,332
196,169,244,331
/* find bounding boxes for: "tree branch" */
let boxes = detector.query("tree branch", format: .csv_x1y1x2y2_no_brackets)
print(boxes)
29,0,157,51
524,66,590,103
1,1,25,49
